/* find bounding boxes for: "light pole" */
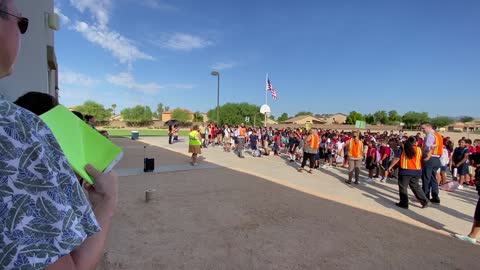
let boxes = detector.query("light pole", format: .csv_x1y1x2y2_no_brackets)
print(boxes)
211,71,220,124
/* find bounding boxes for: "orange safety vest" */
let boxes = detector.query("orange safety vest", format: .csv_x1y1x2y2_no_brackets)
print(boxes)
239,127,246,137
432,132,443,156
309,134,319,149
400,146,422,170
348,140,363,158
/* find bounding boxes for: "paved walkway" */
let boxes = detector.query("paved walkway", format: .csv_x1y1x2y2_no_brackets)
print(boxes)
100,137,480,270
140,136,479,239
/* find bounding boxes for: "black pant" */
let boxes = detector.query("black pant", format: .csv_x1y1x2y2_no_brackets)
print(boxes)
301,152,315,169
168,134,173,144
422,157,441,201
398,175,428,207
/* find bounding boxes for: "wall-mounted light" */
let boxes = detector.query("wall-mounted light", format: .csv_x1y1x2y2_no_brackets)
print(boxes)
48,13,59,30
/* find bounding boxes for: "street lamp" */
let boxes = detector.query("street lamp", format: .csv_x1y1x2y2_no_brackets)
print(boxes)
211,71,220,124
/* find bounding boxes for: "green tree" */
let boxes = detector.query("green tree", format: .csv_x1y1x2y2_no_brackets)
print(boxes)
430,116,454,128
460,116,474,123
171,108,191,124
294,111,313,117
156,103,164,120
277,112,289,123
401,111,430,129
111,104,117,115
207,102,262,126
192,111,204,122
121,105,153,126
364,114,375,124
373,110,389,124
269,115,275,120
346,111,365,125
75,100,111,122
388,110,402,124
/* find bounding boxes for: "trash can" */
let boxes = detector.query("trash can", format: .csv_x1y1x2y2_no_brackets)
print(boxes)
131,130,139,140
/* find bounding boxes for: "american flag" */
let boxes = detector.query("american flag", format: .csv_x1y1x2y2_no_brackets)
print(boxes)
266,76,277,101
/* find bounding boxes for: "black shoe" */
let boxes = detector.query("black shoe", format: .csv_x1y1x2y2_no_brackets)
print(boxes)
395,203,408,209
354,181,359,185
421,202,430,209
430,198,440,205
345,180,352,184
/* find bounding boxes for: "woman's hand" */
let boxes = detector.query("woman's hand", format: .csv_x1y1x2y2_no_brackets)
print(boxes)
84,164,118,213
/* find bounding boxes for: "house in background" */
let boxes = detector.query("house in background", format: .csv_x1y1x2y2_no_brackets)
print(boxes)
162,109,194,122
0,0,59,101
316,113,347,124
283,115,326,125
447,119,480,132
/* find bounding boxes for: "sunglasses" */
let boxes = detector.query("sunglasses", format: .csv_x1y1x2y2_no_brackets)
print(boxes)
0,10,29,34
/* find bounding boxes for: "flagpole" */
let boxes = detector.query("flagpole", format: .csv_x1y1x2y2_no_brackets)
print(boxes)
265,73,268,106
265,73,268,128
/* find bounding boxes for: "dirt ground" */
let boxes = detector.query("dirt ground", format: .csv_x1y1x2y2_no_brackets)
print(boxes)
97,139,480,270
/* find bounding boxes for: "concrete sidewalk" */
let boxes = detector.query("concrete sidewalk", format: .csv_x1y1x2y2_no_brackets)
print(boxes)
99,137,480,270
140,136,479,240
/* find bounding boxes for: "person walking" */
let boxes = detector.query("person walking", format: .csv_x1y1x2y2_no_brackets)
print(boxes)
298,129,319,173
236,123,247,158
188,125,202,165
168,125,173,144
420,122,443,204
345,130,363,184
388,136,430,209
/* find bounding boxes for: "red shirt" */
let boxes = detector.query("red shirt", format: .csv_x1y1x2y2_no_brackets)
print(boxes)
475,145,480,154
379,146,391,160
367,147,376,157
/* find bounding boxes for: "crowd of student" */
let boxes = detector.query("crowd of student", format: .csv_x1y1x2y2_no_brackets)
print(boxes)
194,122,480,244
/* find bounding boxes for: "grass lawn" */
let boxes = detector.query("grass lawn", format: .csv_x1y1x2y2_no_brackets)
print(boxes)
105,129,189,138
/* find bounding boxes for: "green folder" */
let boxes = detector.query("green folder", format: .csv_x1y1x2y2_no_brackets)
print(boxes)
40,105,123,184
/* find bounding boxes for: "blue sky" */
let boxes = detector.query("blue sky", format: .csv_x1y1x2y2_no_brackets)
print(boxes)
55,0,480,118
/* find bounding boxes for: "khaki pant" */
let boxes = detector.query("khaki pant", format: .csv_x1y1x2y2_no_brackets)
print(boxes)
348,157,362,182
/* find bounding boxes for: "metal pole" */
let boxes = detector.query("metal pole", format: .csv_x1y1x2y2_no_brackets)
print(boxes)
216,74,220,124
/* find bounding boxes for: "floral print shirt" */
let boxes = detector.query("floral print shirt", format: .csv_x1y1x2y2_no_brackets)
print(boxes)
0,100,100,269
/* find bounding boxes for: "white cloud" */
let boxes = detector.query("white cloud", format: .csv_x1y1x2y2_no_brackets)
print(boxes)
69,0,153,65
142,0,177,11
211,62,237,70
160,33,213,51
74,21,154,64
168,84,195,89
70,0,111,28
54,6,71,26
59,70,98,87
106,72,163,94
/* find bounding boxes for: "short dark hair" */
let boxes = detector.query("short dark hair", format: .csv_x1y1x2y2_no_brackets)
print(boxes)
0,0,8,20
85,115,94,122
14,91,58,116
72,111,84,121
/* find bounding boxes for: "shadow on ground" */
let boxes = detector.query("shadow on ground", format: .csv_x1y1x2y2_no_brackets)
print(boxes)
101,139,479,270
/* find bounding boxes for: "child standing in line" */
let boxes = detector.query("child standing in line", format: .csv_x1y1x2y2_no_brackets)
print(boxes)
364,140,377,183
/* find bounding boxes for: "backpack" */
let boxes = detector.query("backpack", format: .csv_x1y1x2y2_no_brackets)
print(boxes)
375,149,381,164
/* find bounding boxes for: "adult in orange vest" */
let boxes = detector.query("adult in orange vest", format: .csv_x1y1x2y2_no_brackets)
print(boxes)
236,123,247,158
345,130,363,184
420,122,443,204
298,129,319,173
388,136,429,209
